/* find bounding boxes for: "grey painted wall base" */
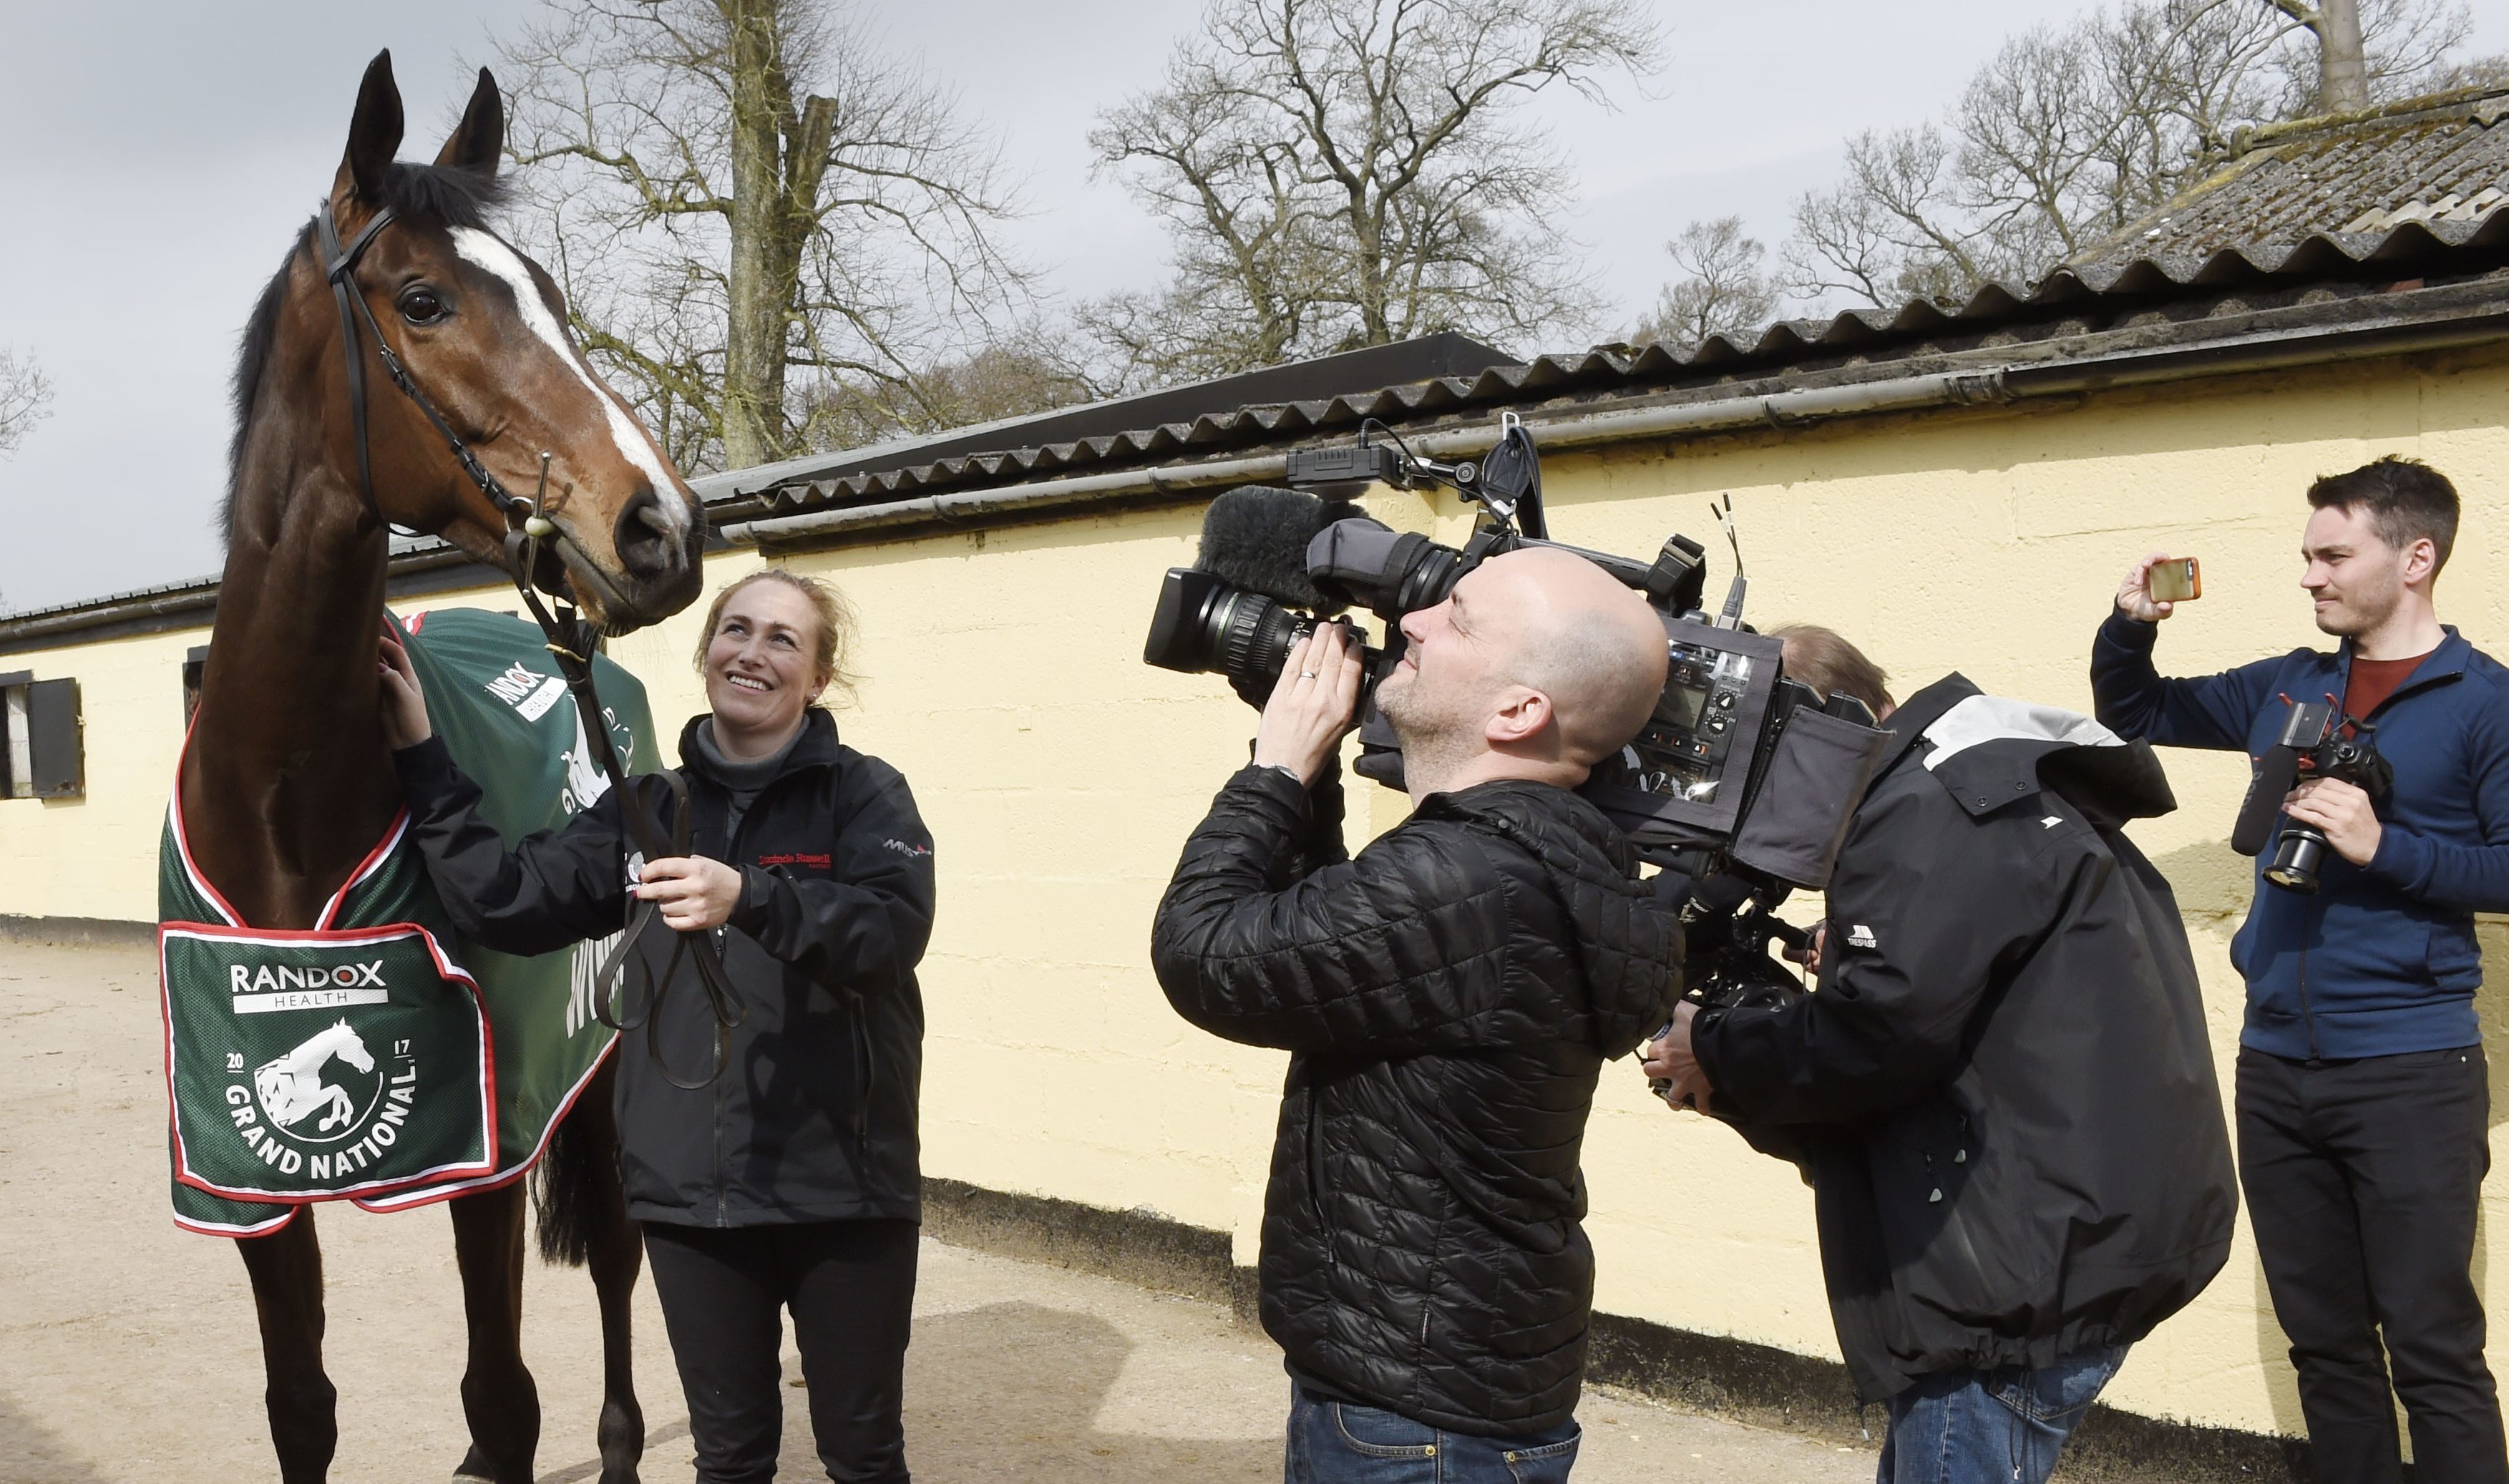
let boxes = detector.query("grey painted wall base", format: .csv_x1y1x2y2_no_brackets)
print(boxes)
0,914,154,950
924,1177,2313,1484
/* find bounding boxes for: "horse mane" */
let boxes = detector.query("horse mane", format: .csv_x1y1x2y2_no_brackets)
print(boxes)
221,161,512,545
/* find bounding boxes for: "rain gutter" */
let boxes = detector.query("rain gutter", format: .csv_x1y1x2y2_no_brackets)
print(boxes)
721,307,2509,550
0,545,486,651
9,305,2505,648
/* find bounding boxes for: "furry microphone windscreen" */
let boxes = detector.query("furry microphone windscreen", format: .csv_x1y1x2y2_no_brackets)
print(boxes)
1194,485,1363,612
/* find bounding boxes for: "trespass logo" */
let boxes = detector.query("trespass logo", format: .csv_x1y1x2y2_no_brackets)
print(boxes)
218,1020,424,1181
228,959,390,1015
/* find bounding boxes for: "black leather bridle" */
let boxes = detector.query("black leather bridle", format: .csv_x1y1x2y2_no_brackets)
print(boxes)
321,202,746,1090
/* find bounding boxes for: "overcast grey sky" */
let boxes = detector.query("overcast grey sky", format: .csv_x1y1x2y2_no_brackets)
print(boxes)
2,0,2500,613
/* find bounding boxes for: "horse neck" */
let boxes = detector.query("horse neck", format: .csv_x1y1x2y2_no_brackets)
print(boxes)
184,297,405,929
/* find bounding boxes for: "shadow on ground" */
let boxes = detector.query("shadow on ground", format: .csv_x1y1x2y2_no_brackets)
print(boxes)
0,1390,116,1484
535,1300,1280,1483
897,1302,1280,1482
536,1421,691,1484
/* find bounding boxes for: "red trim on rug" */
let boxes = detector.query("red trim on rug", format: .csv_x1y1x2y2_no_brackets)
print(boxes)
353,1030,617,1213
314,809,412,931
160,920,500,1207
172,1204,297,1238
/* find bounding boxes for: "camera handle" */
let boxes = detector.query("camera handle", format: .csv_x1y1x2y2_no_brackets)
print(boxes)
1345,414,1535,536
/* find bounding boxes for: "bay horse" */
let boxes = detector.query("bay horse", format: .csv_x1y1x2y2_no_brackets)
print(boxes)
191,52,703,1483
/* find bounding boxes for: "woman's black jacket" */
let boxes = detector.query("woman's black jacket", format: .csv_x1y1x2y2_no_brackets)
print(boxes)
393,709,936,1229
1151,766,1682,1437
1693,675,2236,1403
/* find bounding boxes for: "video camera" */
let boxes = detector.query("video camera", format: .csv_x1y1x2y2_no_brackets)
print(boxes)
1142,416,1894,1010
2231,695,2394,894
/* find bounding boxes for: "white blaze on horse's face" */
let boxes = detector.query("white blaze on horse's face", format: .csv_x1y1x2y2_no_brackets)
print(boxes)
446,228,693,536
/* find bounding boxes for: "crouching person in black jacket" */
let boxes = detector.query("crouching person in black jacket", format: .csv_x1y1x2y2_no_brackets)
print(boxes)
1151,548,1684,1484
379,571,935,1484
1647,638,2237,1484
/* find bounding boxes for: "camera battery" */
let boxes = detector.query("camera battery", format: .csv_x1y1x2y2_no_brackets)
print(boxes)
1285,444,1408,488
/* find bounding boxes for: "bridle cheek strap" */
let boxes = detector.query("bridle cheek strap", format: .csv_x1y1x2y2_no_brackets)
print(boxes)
318,203,527,533
317,205,400,532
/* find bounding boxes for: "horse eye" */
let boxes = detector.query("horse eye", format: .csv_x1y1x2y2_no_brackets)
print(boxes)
397,286,449,326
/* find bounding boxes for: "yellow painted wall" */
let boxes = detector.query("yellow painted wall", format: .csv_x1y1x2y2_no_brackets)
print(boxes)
0,623,203,922
7,343,2508,1439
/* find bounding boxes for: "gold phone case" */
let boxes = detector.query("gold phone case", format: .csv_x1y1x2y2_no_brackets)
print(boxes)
2151,558,2201,602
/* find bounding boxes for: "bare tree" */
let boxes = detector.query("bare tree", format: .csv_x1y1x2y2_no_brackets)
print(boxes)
0,347,52,459
500,0,1029,471
799,342,1093,449
2273,0,2371,110
2427,52,2509,91
1083,0,1660,391
1780,0,2473,313
1631,218,1780,355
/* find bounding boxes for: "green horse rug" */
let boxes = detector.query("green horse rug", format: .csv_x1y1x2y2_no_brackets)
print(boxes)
161,607,658,1235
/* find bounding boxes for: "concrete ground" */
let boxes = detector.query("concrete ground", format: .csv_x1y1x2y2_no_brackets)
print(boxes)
0,937,1874,1483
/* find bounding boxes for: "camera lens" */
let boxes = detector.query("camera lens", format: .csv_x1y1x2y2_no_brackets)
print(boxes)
1214,590,1308,683
1143,567,1312,689
1144,568,1231,673
2266,829,2326,894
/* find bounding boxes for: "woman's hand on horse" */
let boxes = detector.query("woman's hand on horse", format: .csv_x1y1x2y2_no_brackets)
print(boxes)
635,856,744,932
376,628,433,748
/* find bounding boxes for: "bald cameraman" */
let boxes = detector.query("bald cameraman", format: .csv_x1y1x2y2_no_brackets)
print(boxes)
1151,547,1681,1483
2093,457,2509,1484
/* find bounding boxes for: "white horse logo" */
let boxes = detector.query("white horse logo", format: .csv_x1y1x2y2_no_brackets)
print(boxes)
561,704,628,814
253,1020,377,1134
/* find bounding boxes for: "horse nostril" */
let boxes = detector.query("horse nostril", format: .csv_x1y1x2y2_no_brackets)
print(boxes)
613,487,678,577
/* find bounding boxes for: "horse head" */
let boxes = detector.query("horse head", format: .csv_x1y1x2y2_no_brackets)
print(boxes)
327,1018,377,1073
308,52,704,633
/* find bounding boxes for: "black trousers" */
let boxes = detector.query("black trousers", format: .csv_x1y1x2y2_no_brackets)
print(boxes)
2238,1045,2507,1484
640,1218,920,1484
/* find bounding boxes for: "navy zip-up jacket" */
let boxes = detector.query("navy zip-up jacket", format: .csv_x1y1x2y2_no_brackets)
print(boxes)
2090,610,2509,1060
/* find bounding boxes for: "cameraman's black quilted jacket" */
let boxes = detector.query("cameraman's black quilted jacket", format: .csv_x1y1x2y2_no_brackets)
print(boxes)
1694,675,2236,1403
1151,766,1682,1435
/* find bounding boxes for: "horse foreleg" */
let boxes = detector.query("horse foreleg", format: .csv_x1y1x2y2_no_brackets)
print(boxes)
236,1207,338,1484
448,1183,540,1483
576,1068,646,1483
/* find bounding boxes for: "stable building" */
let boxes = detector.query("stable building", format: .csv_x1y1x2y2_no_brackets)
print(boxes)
7,82,2509,1475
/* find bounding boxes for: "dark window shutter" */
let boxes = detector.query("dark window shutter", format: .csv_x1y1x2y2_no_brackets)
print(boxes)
27,678,83,799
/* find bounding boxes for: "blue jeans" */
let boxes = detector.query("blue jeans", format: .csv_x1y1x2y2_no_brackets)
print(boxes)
1285,1384,1582,1483
1878,1346,2128,1484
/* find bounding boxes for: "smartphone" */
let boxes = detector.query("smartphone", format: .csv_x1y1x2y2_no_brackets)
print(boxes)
2149,557,2202,603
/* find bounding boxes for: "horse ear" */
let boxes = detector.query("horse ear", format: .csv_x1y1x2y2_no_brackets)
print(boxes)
434,67,503,177
333,49,404,210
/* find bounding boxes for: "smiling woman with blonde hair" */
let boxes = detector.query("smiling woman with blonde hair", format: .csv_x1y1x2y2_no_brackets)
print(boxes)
379,567,935,1483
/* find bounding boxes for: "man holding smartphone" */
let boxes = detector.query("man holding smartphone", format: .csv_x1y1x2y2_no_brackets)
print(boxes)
2092,457,2509,1484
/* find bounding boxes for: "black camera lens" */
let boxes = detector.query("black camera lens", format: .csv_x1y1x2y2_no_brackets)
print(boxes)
2266,828,2328,893
1145,566,1379,703
1144,565,1320,678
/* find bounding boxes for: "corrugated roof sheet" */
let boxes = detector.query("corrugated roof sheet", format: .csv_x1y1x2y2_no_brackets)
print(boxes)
2082,84,2509,269
741,215,2509,517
